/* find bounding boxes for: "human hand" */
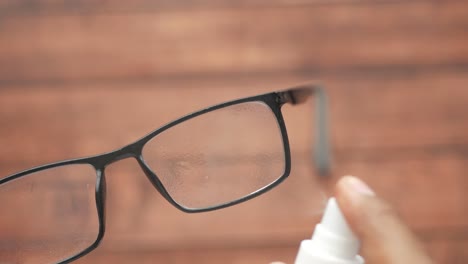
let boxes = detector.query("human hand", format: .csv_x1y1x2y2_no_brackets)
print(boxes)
334,176,434,263
271,176,434,264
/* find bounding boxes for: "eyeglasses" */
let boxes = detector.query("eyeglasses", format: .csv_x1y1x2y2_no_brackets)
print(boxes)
0,84,330,264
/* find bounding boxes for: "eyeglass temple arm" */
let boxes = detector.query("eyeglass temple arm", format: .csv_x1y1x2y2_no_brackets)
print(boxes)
282,86,331,176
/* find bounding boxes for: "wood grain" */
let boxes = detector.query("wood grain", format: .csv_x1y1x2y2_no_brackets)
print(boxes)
1,0,467,15
1,0,468,263
73,237,468,264
1,1,468,83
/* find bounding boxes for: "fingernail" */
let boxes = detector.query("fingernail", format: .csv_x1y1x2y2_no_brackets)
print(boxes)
344,176,375,196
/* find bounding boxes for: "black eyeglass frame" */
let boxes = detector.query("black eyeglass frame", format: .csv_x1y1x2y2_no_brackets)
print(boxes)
0,84,330,264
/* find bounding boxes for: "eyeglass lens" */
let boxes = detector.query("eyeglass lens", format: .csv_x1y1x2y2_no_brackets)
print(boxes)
142,101,286,209
0,164,99,264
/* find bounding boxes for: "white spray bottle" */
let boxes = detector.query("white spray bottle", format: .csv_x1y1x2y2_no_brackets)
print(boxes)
294,198,364,264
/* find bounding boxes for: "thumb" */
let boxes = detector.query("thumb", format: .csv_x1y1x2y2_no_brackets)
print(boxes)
335,176,434,264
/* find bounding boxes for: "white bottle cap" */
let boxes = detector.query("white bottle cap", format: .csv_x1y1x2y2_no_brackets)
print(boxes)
294,198,364,264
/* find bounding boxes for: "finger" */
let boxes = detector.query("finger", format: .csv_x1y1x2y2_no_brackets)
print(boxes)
335,176,434,264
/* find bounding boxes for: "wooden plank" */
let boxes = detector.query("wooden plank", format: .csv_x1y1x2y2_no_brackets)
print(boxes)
74,246,298,264
0,0,466,16
73,238,468,264
1,1,468,83
0,72,467,169
0,0,361,15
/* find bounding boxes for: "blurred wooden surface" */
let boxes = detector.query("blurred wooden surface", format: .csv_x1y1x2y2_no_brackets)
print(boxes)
1,0,468,263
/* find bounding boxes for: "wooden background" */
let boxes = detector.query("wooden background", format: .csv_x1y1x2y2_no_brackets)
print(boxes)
1,0,468,263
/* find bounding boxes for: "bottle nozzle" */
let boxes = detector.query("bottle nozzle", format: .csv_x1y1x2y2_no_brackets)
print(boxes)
295,197,364,264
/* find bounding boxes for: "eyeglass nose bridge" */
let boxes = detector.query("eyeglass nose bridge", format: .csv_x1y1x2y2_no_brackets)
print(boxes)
92,141,184,212
93,142,144,169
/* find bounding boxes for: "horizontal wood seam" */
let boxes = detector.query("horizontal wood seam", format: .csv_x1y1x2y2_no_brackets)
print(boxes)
1,63,468,89
0,0,465,17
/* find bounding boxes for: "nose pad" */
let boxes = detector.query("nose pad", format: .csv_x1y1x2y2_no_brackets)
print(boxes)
135,156,178,208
